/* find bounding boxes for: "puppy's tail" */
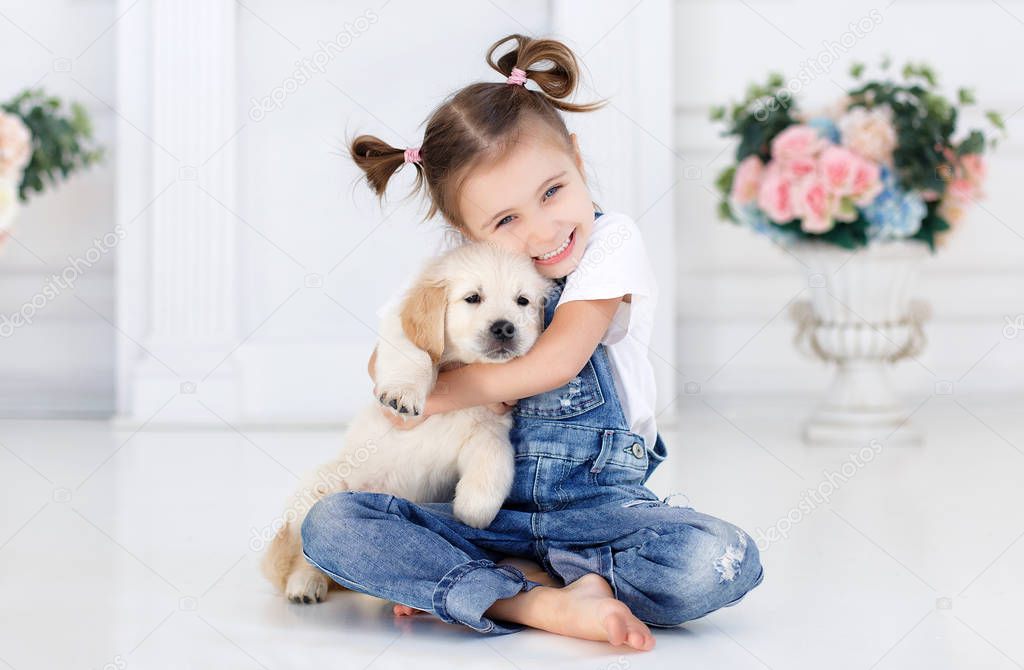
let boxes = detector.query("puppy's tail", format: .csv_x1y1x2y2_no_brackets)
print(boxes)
260,521,303,593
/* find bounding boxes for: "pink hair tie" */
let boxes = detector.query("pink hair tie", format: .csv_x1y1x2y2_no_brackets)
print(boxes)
403,147,421,164
507,67,528,86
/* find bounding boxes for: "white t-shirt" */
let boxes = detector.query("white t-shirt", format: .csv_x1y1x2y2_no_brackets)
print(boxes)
374,211,659,449
557,211,659,450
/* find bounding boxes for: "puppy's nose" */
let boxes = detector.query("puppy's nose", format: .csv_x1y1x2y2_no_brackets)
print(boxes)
490,319,516,341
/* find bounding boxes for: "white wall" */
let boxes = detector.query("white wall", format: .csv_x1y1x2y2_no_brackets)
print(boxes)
3,0,1017,423
113,0,675,425
0,1,118,416
674,0,1024,398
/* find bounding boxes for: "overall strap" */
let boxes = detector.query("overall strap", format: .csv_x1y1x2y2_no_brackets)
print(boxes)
540,208,631,433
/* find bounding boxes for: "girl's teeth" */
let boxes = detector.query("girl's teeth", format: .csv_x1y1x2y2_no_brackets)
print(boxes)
537,234,571,260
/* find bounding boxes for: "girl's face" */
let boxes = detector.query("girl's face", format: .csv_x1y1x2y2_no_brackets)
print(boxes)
457,130,595,279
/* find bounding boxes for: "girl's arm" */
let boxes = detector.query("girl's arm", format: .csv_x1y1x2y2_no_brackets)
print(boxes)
421,295,623,418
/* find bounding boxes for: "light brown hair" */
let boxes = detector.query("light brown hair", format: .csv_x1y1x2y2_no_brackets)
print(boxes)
348,34,607,234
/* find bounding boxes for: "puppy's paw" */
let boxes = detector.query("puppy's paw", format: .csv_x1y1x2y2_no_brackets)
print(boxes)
285,570,329,604
375,382,428,417
452,492,502,530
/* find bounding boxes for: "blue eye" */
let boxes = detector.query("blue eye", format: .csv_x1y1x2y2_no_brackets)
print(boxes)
494,185,562,228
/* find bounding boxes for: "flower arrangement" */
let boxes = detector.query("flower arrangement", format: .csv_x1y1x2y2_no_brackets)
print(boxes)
711,59,1004,251
0,88,104,244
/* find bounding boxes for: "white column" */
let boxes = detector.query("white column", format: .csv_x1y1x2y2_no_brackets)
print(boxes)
116,0,240,424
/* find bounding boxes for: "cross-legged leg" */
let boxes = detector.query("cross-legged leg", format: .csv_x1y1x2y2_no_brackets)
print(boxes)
300,491,539,635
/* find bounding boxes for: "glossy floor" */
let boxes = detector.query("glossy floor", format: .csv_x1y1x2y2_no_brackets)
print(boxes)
1,393,1022,669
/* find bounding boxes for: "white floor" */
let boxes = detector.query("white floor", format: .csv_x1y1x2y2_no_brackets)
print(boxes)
1,392,1023,669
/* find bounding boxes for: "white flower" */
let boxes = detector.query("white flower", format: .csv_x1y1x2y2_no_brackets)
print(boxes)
838,105,898,165
0,176,20,233
0,111,33,179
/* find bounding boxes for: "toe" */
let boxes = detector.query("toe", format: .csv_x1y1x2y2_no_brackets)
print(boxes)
604,612,627,646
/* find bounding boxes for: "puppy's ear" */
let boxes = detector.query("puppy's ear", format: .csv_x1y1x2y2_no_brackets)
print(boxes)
399,274,447,364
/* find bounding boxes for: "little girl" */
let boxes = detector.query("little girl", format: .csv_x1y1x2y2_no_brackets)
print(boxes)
301,34,763,651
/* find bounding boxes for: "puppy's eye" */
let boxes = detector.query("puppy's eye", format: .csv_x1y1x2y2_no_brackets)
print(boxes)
516,296,530,306
465,294,480,304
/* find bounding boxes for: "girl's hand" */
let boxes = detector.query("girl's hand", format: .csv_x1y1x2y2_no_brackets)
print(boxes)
485,400,517,415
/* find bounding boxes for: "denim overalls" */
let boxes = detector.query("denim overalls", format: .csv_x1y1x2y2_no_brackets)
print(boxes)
302,212,764,635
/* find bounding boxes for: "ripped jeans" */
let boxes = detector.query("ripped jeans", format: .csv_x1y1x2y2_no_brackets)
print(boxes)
301,262,764,634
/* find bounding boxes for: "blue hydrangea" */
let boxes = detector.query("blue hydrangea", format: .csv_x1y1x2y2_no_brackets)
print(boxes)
807,117,841,144
862,165,926,241
735,203,800,244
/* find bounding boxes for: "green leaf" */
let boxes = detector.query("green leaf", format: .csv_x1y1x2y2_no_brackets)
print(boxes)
957,88,975,105
985,110,1006,132
836,198,857,222
957,130,985,155
920,65,937,87
717,199,737,223
2,87,105,202
715,165,736,195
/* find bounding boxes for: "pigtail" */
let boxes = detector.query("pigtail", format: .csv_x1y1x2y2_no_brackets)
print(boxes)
348,134,424,203
348,33,607,231
485,34,608,113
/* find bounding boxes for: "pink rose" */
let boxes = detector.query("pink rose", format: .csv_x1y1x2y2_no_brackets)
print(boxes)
960,153,987,183
948,178,976,202
795,177,836,233
757,164,796,223
783,156,817,180
0,111,32,180
731,155,764,205
820,145,859,195
938,150,987,203
938,154,985,226
850,158,883,205
959,153,987,198
771,125,826,162
0,177,19,233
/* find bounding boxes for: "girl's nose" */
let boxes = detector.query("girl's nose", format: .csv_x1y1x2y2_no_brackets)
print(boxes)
525,220,557,255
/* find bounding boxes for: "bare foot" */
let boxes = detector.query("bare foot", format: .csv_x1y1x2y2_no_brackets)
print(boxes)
392,557,560,617
496,557,563,587
487,572,656,651
393,603,428,616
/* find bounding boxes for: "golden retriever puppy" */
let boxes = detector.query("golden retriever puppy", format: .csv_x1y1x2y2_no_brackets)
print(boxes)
261,241,552,603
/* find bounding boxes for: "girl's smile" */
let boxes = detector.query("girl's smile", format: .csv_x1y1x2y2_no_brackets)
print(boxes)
532,226,576,265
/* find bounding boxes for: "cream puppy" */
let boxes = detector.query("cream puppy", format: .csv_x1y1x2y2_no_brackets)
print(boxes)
262,241,552,603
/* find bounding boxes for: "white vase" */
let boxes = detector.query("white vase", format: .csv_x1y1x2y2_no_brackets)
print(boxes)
789,239,931,446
